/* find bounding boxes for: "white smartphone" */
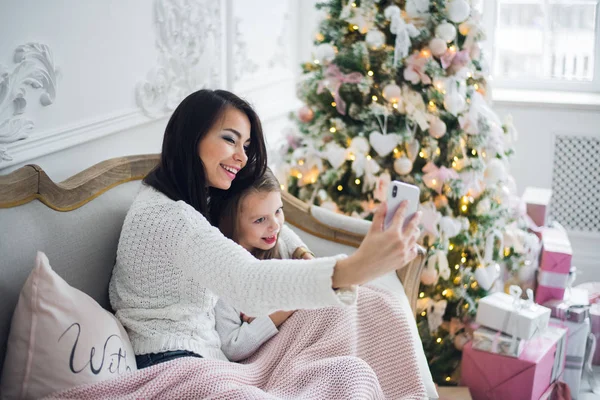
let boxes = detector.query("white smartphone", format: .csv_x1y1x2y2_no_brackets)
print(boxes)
384,181,420,230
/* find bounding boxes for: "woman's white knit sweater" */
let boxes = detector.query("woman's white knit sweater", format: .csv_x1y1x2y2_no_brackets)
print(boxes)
109,185,356,361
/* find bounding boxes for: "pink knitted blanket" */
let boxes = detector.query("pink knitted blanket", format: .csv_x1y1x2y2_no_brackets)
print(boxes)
44,286,427,399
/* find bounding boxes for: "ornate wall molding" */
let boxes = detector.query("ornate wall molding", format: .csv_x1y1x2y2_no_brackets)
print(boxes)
0,43,58,162
233,17,259,82
136,0,223,117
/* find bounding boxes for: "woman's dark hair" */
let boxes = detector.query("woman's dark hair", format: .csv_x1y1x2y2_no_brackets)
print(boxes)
213,168,282,260
144,89,267,218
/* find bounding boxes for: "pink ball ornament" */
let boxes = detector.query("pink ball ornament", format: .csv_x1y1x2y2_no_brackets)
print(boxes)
421,264,439,285
297,106,314,123
429,117,447,139
454,333,469,351
382,83,402,103
429,38,447,57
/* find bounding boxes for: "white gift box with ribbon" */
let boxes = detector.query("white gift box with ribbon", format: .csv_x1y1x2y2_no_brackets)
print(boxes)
476,286,551,340
472,326,525,357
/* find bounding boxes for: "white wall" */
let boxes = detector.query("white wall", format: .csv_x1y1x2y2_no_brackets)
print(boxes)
0,0,304,181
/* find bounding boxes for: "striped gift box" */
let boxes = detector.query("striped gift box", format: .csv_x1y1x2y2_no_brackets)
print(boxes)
550,318,591,398
536,228,572,305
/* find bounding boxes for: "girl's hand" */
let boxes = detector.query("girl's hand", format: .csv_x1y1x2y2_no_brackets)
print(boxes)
332,201,421,288
268,310,295,327
240,312,255,324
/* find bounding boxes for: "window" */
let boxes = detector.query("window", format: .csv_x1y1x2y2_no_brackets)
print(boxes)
482,0,600,92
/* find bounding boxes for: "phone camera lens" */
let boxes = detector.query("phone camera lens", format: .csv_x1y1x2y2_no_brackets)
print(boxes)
392,186,397,197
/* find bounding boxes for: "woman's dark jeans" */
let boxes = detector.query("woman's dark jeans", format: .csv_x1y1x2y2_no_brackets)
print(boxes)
135,350,202,369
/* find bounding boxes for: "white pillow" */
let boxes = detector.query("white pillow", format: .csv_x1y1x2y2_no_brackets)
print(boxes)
0,252,137,400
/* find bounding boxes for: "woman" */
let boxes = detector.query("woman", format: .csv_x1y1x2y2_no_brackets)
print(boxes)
109,89,421,368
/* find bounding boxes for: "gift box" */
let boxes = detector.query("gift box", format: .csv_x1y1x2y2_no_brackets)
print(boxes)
544,299,589,323
472,326,525,357
522,187,552,228
536,228,572,305
551,318,591,397
574,282,600,365
591,303,600,365
476,291,551,340
461,327,567,400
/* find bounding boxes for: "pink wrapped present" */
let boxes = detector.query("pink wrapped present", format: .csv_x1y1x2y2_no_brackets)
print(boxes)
536,228,572,305
461,327,567,400
544,287,590,323
592,303,600,365
522,187,552,228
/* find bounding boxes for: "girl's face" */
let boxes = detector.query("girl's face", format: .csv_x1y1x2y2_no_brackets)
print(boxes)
198,107,251,190
237,191,284,252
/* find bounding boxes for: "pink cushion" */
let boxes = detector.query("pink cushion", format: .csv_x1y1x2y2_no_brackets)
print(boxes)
0,252,137,399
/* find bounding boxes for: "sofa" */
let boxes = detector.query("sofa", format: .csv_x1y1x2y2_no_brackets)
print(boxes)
0,154,437,398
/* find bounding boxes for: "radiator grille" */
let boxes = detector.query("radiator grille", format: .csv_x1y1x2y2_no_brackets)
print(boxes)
550,135,600,232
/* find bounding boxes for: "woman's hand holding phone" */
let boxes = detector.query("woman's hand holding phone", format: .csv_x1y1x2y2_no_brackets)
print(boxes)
332,199,421,288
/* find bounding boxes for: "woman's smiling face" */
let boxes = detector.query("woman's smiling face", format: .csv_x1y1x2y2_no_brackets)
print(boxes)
198,107,251,190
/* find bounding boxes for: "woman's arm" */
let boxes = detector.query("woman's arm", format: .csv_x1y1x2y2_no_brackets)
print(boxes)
214,299,279,362
177,199,419,315
177,204,355,316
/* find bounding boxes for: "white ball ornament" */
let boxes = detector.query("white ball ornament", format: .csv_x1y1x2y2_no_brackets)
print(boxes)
315,43,336,64
394,156,413,175
447,0,471,24
443,92,465,115
429,38,447,57
435,21,457,43
382,83,402,103
484,158,507,184
429,116,447,139
365,29,386,49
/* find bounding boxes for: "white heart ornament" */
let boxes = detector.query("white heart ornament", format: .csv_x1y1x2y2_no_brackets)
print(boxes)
323,144,347,169
369,131,400,157
474,262,500,291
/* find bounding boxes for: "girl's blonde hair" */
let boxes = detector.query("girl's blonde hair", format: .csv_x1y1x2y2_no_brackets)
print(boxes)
213,168,282,260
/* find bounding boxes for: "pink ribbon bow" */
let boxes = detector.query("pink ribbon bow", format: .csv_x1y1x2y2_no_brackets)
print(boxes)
441,49,471,71
317,64,363,115
422,162,459,194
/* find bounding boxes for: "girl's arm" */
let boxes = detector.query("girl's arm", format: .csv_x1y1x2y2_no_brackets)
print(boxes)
214,299,279,362
278,224,311,257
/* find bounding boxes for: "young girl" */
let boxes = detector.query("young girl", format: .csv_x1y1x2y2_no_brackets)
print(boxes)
212,168,297,361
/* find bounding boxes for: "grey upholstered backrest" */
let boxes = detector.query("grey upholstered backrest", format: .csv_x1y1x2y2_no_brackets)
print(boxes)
0,180,142,376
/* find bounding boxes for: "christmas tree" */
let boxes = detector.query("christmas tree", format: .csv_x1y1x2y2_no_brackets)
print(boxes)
278,0,542,385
